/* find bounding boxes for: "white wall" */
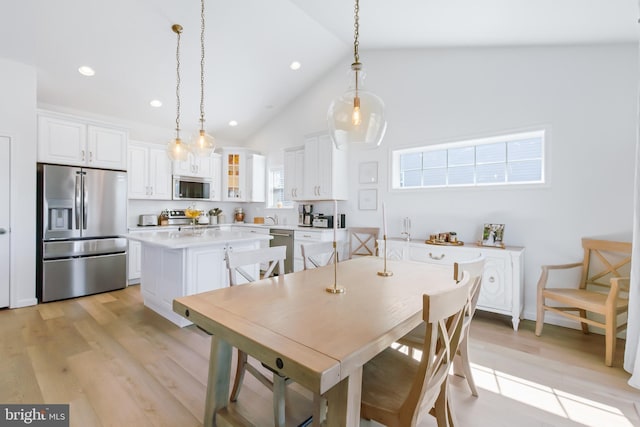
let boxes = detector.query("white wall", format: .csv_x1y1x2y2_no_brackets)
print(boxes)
246,44,638,325
0,58,38,307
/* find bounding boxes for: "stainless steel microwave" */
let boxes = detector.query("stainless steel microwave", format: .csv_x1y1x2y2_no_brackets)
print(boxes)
172,175,212,200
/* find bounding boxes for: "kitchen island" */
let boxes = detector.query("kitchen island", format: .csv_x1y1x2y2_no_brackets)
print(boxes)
125,229,272,326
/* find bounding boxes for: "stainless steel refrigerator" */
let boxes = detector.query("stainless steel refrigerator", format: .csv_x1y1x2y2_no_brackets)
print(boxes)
36,163,128,302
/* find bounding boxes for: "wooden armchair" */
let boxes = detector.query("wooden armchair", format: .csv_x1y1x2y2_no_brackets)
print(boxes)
360,274,473,427
348,227,379,259
535,238,632,366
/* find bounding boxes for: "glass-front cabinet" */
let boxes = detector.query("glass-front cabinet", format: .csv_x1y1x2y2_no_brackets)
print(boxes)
222,148,265,202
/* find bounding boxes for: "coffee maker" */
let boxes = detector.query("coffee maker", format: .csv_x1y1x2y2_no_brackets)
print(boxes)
298,204,313,227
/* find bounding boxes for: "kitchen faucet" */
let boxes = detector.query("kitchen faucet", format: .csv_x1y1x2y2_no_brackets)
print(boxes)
265,215,278,225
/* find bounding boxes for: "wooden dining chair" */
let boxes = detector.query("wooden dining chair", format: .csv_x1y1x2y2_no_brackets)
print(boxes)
225,245,290,427
397,256,486,397
301,241,337,270
535,238,632,366
360,274,473,427
348,227,380,259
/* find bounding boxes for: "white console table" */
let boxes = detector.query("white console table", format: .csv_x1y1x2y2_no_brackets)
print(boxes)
378,238,525,330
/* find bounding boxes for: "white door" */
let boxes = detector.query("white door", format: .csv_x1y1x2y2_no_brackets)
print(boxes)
0,136,10,307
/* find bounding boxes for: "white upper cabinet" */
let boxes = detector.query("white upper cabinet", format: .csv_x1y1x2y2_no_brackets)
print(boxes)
222,148,265,202
302,132,348,200
128,141,172,200
38,111,128,170
284,146,304,200
172,151,215,179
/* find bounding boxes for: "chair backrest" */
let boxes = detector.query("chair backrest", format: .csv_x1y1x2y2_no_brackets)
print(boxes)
348,227,380,259
454,256,486,318
580,238,632,293
401,275,472,424
301,242,337,270
225,245,286,286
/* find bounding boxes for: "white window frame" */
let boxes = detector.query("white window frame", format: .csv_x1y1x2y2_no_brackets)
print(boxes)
391,129,547,190
266,165,293,209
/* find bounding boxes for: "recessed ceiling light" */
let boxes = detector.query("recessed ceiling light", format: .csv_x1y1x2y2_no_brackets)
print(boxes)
228,120,238,127
150,99,162,108
78,66,95,77
290,61,301,71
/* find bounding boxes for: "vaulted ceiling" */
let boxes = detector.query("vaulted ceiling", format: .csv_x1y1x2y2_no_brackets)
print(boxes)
0,0,637,141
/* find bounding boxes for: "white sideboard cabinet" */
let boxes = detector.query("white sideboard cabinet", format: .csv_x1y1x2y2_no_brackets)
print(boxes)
378,239,525,330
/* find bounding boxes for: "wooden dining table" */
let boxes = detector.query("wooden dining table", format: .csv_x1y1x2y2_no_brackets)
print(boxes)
173,256,456,426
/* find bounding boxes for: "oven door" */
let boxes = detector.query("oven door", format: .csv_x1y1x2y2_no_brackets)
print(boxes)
172,176,212,200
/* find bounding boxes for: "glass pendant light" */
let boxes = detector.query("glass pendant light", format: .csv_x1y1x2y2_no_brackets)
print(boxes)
327,0,387,150
167,24,189,161
191,0,215,157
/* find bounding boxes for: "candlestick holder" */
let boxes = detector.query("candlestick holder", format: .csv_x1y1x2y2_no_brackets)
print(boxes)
377,235,393,277
326,241,345,293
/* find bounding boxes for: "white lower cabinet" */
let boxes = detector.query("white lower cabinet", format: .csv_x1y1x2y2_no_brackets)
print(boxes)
127,240,142,284
294,229,347,272
379,239,524,330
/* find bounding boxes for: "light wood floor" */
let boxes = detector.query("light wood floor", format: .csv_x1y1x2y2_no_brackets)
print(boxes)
1,285,639,427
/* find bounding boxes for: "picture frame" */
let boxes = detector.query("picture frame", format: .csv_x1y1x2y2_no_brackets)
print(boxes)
358,188,377,210
359,161,378,184
481,223,505,248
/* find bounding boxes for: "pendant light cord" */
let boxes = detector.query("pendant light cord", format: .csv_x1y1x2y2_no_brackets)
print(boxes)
353,0,360,64
174,25,182,140
199,0,206,131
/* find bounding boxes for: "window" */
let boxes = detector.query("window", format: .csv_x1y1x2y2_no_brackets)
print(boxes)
267,167,293,209
392,130,545,189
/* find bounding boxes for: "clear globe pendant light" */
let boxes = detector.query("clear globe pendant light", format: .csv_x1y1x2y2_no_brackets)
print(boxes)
167,24,190,162
328,0,386,150
191,0,215,157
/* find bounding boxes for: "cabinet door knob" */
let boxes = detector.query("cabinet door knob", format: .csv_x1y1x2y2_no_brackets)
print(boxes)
89,151,93,162
428,252,445,260
81,150,85,161
0,228,7,235
488,276,495,283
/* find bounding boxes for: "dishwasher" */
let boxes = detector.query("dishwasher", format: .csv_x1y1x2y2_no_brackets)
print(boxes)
269,228,294,274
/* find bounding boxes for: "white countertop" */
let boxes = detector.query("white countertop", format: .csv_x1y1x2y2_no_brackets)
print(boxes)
124,229,272,249
127,223,339,232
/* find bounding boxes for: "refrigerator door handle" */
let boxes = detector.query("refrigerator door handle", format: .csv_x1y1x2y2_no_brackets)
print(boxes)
82,173,88,230
75,173,82,229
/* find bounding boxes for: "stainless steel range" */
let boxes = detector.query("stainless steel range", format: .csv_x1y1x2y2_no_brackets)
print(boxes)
166,209,192,225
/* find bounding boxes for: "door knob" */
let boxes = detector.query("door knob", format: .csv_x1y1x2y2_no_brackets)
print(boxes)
0,228,6,235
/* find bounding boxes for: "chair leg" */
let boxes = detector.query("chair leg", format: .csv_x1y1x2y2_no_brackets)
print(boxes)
605,315,616,367
535,303,545,336
457,335,478,397
230,350,248,402
273,374,286,427
312,394,326,427
433,380,451,427
579,309,590,334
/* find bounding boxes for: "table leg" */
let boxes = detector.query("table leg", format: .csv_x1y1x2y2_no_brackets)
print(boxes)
204,335,233,427
325,367,362,427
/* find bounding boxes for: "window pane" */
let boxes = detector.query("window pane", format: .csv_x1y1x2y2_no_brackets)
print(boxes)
423,150,447,168
477,163,506,183
508,160,542,182
448,166,474,185
476,142,505,164
401,152,422,170
402,170,422,187
448,147,474,166
423,168,446,186
508,138,542,161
